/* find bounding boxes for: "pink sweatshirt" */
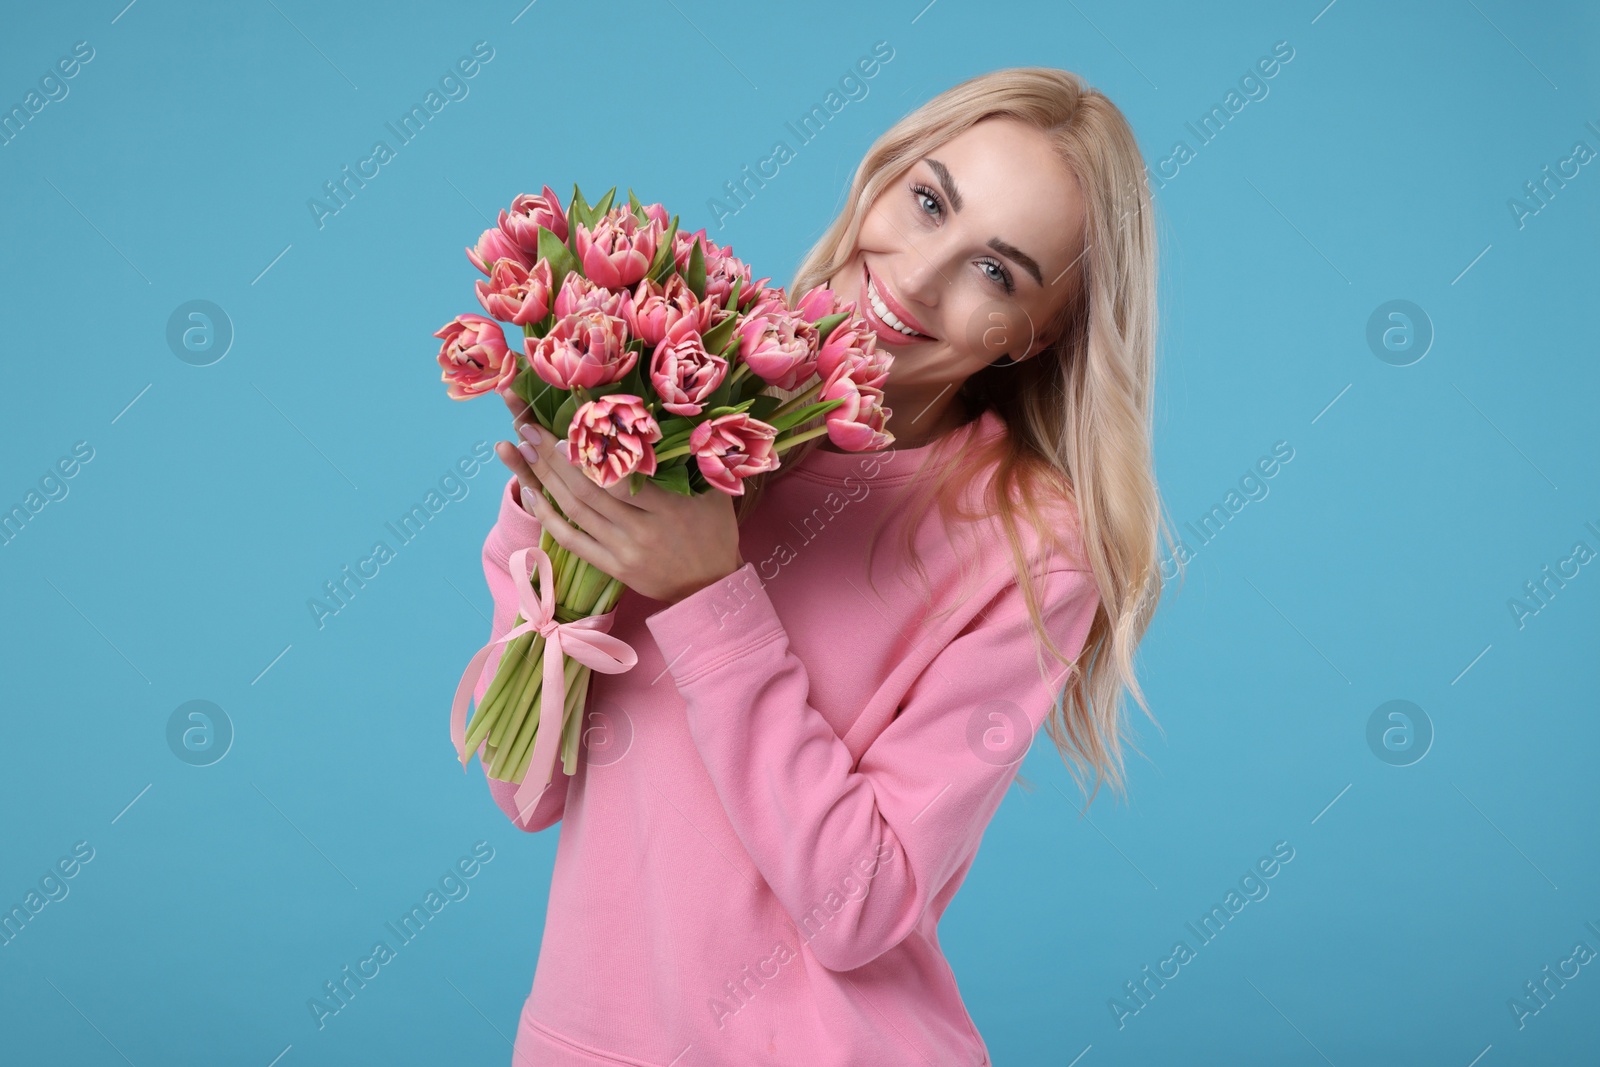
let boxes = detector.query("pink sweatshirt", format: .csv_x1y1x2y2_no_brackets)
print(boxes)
470,408,1101,1066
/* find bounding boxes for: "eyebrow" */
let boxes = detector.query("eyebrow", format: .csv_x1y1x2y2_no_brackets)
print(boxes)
922,156,1045,287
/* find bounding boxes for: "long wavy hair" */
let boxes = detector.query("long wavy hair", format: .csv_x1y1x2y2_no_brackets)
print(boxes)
732,67,1179,806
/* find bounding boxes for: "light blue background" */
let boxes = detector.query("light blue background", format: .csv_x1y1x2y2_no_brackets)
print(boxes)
1,1,1595,1064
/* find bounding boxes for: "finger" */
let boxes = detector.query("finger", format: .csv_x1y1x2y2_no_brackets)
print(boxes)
516,439,616,539
499,385,542,435
611,472,678,513
518,476,621,576
518,424,644,521
499,386,527,423
494,441,543,509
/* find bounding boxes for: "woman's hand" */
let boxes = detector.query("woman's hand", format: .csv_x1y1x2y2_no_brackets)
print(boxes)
492,386,746,606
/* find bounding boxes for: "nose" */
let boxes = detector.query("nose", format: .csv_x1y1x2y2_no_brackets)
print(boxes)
889,251,943,315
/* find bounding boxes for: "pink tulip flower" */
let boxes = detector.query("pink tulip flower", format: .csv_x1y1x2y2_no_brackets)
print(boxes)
650,319,728,417
819,366,893,451
627,274,718,348
735,304,818,391
816,319,890,389
499,185,568,254
553,270,629,320
465,225,529,276
475,257,553,326
525,309,635,390
435,314,516,400
641,202,670,229
688,413,781,496
673,228,709,274
575,208,659,290
794,283,856,322
702,243,765,311
567,394,662,488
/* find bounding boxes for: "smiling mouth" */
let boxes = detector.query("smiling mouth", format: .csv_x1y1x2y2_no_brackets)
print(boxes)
864,265,932,339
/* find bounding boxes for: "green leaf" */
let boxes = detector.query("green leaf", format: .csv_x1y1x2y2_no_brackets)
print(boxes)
628,189,646,224
592,186,617,220
619,361,646,400
568,183,592,238
813,312,849,346
685,237,706,301
705,400,755,418
704,372,733,412
537,224,582,296
513,367,562,431
701,311,739,355
553,392,581,441
725,276,743,312
587,380,630,400
655,415,695,440
767,397,845,434
628,471,646,496
521,309,555,341
649,463,693,497
749,393,783,422
646,217,681,283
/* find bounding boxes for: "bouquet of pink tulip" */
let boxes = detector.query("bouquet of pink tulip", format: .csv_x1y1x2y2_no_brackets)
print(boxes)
440,183,894,813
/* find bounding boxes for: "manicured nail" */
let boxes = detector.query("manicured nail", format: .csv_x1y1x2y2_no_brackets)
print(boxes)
518,424,542,445
516,441,538,465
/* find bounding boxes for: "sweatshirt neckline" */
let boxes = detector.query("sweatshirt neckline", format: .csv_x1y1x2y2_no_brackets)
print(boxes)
789,408,1003,486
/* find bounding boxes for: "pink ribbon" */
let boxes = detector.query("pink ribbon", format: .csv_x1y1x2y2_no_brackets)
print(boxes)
451,546,637,820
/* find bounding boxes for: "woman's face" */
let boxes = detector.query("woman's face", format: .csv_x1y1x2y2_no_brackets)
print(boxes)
828,116,1088,391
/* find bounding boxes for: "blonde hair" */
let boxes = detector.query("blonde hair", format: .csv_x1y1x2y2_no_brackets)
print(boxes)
734,67,1181,807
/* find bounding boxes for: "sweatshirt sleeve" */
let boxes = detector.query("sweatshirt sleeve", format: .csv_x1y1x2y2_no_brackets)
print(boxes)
473,474,570,833
644,559,1101,972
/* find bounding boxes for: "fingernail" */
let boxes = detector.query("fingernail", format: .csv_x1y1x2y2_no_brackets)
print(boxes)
518,424,542,445
517,441,539,465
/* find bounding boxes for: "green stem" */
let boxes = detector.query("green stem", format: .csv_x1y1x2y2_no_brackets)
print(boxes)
474,630,533,717
482,633,541,750
466,634,537,752
655,422,698,450
489,643,548,777
562,555,588,606
506,655,584,785
560,666,592,775
556,540,584,604
572,559,614,607
593,577,624,614
774,423,832,452
655,444,692,462
771,380,822,420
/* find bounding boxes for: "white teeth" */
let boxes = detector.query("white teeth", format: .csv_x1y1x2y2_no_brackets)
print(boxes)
867,276,922,336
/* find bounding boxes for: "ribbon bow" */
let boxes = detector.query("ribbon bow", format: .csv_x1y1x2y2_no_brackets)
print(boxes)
451,545,637,820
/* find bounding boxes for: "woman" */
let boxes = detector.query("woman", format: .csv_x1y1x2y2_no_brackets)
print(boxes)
471,67,1171,1066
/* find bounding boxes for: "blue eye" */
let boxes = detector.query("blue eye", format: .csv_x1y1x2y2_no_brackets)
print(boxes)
908,182,1016,295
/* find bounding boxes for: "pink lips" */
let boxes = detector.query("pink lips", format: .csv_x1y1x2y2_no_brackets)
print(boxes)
863,264,932,341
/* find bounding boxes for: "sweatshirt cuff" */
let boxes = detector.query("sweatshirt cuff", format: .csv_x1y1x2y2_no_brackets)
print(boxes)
644,562,786,687
486,475,541,562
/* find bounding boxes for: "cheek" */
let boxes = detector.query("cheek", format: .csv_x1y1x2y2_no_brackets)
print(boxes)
954,298,1037,362
854,201,906,251
826,259,861,312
